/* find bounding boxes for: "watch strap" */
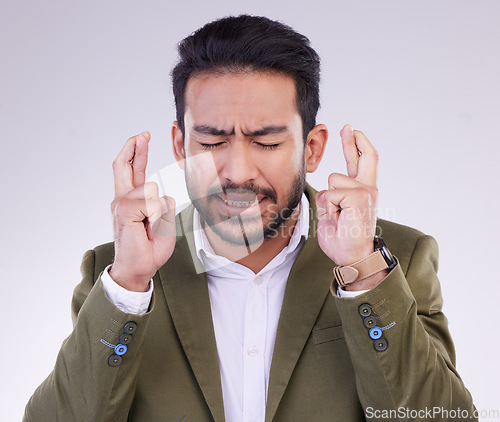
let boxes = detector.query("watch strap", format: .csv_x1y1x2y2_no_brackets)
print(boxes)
333,250,389,287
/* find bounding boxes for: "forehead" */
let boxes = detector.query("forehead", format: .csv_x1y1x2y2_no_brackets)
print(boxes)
184,71,299,129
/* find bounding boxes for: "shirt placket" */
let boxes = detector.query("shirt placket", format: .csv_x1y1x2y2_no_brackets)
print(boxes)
242,274,268,422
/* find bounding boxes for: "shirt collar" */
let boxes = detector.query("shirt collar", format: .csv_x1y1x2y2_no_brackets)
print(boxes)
192,194,310,272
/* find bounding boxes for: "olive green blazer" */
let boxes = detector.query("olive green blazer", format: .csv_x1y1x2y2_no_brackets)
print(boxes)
24,185,475,421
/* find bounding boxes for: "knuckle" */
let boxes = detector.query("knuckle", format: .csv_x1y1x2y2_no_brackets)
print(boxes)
166,196,176,208
362,188,372,200
353,187,370,202
328,172,342,188
112,197,133,216
146,199,162,219
110,198,121,215
355,187,377,207
322,189,334,201
163,196,176,214
328,173,336,187
144,181,159,198
111,198,124,215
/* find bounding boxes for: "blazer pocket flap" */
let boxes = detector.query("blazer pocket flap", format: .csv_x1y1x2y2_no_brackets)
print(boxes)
313,324,344,345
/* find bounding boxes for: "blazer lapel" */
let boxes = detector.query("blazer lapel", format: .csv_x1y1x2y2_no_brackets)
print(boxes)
265,185,336,422
158,206,225,422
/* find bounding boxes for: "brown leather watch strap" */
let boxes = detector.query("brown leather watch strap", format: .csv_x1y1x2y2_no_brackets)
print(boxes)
333,250,388,287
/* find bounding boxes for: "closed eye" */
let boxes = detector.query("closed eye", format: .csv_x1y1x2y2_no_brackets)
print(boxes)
200,142,279,150
257,143,279,150
200,142,224,150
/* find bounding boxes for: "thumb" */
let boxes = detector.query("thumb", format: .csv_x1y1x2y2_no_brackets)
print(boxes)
150,196,176,238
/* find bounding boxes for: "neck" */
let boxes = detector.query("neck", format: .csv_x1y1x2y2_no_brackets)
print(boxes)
204,204,301,274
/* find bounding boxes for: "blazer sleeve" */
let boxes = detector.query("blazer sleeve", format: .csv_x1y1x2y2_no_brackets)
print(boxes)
333,235,477,421
23,248,154,422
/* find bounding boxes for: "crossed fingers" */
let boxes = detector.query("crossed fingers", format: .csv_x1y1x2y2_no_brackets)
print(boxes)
113,131,151,198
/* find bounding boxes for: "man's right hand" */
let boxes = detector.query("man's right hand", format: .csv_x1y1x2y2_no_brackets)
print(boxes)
109,132,176,292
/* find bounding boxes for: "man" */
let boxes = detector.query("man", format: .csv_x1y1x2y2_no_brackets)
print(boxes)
24,15,475,421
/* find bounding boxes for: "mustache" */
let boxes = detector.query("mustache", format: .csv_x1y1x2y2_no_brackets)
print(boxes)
206,182,277,203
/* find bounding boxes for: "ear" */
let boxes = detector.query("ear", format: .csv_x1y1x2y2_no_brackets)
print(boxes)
305,124,328,173
171,121,185,170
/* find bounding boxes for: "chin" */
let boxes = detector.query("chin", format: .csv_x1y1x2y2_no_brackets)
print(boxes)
208,216,267,247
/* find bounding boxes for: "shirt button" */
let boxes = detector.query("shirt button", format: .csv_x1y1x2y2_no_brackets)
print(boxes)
247,346,259,357
254,276,263,285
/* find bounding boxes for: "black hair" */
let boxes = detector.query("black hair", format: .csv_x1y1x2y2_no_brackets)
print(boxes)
171,15,321,141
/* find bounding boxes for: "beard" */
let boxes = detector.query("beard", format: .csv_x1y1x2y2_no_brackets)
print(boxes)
186,164,306,247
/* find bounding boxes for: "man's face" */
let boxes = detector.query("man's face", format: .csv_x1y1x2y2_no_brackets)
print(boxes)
179,71,307,246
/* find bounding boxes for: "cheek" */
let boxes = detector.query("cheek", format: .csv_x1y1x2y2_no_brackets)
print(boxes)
186,150,220,186
262,152,304,192
272,148,304,177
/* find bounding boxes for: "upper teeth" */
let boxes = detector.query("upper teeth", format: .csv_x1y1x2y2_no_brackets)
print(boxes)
223,199,258,207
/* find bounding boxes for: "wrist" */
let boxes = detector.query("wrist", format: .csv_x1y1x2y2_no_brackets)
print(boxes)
333,236,396,290
109,266,152,293
335,245,375,267
344,269,388,291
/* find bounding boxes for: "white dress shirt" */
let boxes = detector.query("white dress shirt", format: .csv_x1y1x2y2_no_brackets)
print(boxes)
191,195,309,422
101,195,366,422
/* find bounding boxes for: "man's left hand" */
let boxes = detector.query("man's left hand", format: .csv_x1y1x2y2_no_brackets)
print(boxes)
316,124,383,290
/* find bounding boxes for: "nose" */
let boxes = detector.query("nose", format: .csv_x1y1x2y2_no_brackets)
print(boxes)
219,141,258,185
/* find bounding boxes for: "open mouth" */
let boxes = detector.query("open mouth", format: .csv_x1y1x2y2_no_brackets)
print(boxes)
221,197,266,207
214,189,270,216
219,189,267,208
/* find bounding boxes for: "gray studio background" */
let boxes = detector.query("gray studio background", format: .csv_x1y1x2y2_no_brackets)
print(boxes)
1,0,499,420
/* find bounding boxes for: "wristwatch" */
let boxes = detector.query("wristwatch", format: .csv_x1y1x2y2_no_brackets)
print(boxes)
333,236,397,287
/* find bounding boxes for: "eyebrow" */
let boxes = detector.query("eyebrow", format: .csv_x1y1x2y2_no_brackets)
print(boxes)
193,125,288,137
